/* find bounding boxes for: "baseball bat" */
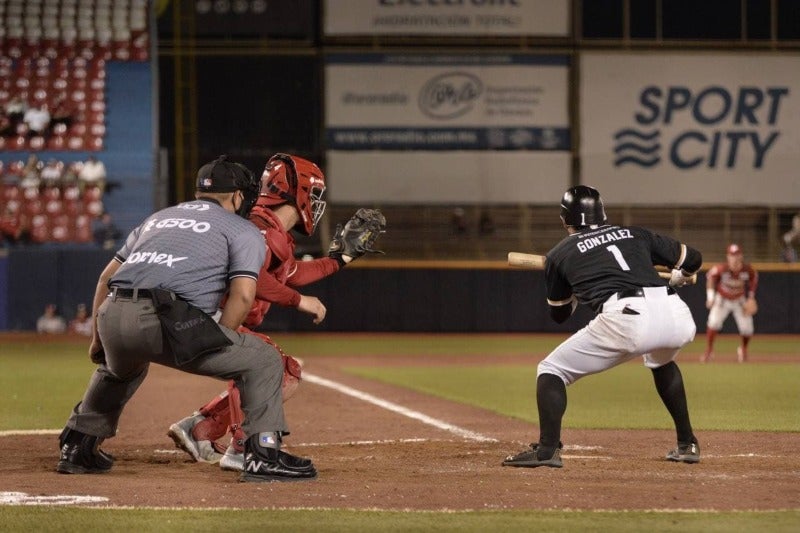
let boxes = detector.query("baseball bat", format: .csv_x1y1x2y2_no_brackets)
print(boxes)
507,252,697,285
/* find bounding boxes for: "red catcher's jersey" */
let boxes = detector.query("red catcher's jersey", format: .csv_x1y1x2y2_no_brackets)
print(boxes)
242,205,340,328
707,262,758,300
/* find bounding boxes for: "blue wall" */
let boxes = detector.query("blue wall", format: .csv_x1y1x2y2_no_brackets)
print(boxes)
2,249,799,334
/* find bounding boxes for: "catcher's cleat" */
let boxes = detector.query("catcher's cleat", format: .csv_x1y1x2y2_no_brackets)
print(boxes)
219,444,245,472
56,428,114,474
737,346,748,363
239,433,317,483
666,441,700,464
167,413,223,463
502,442,563,468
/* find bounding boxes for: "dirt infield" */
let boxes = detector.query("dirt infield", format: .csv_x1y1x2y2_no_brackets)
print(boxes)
2,350,799,511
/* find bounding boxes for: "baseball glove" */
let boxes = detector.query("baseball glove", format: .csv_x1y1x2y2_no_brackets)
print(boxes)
328,208,386,262
743,298,758,316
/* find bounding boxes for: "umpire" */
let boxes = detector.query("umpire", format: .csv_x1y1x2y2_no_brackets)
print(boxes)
56,155,317,482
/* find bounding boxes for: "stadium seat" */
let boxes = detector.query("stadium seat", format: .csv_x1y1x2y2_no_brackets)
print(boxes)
28,213,50,243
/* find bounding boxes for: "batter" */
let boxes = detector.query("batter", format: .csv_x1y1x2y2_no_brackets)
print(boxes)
503,185,703,468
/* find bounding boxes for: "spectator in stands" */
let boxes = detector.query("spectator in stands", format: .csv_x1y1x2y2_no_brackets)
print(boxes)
0,203,23,246
78,156,107,193
4,96,27,125
61,162,81,188
49,98,74,131
783,213,800,263
23,103,51,139
479,209,495,236
19,155,41,189
36,303,67,334
68,303,93,337
0,113,13,137
451,207,467,235
93,211,121,250
40,159,64,188
1,161,23,186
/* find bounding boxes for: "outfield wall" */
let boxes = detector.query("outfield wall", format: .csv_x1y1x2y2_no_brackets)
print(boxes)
2,250,799,334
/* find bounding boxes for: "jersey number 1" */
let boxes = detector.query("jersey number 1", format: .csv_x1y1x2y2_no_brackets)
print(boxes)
607,244,631,271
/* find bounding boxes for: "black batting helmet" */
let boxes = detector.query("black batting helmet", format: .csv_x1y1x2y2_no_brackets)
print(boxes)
560,185,607,228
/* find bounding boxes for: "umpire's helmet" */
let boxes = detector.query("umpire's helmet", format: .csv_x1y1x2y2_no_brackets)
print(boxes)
560,185,607,228
196,155,259,219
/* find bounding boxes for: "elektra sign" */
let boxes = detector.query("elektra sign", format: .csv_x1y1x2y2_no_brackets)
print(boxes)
614,86,789,169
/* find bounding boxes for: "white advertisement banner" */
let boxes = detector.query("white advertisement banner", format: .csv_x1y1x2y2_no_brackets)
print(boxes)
580,52,800,205
326,53,570,151
324,0,569,37
327,151,571,204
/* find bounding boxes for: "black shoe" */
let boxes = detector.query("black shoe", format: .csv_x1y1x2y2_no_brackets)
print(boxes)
502,442,563,468
239,434,317,483
56,428,114,474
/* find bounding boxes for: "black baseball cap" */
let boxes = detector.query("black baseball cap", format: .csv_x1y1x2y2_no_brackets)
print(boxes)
196,155,250,192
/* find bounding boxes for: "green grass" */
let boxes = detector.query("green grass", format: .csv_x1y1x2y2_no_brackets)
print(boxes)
2,508,799,533
1,341,95,429
346,363,800,432
1,333,798,530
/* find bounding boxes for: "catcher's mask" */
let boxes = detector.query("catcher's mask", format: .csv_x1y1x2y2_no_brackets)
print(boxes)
258,153,326,236
196,155,259,219
560,185,607,228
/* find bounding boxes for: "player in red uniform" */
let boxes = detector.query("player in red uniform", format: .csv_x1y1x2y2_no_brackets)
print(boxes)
167,153,382,471
701,243,759,363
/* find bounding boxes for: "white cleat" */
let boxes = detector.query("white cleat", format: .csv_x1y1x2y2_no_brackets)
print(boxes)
219,444,245,472
737,346,748,363
167,413,223,464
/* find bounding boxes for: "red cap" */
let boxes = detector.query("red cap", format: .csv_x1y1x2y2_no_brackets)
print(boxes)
727,243,742,255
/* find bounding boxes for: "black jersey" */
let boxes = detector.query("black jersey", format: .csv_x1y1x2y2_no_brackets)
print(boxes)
545,224,694,313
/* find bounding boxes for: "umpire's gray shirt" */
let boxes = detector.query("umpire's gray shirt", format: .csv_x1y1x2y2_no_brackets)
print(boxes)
109,199,266,314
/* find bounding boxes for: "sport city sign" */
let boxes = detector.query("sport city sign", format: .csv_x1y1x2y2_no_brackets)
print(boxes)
580,52,799,205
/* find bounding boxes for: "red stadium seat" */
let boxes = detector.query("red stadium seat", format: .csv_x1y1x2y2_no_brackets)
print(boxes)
28,214,50,243
50,214,72,242
47,135,66,150
67,135,85,150
72,213,94,243
28,135,46,151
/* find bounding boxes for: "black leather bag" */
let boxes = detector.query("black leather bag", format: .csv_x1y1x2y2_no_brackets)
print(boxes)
150,289,233,366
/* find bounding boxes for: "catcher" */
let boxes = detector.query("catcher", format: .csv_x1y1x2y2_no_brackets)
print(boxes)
167,153,386,471
702,243,759,363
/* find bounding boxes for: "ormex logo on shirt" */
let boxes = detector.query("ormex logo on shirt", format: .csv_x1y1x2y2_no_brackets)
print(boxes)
613,85,789,170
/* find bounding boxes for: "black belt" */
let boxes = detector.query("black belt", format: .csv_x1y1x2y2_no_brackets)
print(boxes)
110,288,156,301
617,286,675,299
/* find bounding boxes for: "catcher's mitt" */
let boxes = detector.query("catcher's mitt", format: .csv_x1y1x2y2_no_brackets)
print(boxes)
328,208,386,262
743,298,758,316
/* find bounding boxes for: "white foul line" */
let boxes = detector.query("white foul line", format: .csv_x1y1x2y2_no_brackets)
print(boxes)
303,372,497,443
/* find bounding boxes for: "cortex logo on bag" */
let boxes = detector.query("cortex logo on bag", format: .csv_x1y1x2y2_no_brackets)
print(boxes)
613,86,789,170
126,251,188,267
143,218,211,233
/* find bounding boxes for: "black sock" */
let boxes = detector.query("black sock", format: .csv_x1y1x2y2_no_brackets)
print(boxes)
537,373,567,456
651,361,695,444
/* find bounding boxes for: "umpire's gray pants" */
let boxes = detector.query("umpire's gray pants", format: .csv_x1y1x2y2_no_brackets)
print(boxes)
65,294,287,439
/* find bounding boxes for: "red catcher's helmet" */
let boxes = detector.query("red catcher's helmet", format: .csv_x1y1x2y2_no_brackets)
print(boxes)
727,243,742,256
258,153,326,236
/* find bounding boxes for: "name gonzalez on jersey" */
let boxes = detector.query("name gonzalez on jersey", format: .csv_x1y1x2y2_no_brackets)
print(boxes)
576,226,634,253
